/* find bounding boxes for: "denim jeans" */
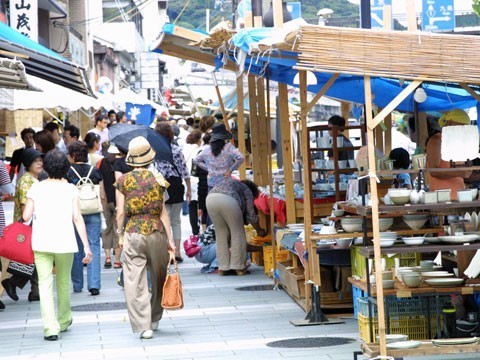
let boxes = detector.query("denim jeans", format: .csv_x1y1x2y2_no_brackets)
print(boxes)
195,243,218,273
71,213,101,291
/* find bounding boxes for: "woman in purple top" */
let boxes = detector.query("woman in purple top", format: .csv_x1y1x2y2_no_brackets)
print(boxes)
195,123,245,188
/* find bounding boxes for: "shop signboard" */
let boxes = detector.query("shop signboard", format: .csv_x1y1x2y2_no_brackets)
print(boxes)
9,0,38,41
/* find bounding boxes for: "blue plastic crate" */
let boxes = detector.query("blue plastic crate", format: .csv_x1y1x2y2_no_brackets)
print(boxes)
352,285,366,319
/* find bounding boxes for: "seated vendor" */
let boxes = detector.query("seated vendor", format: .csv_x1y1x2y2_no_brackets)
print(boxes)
425,109,472,200
327,115,354,162
389,148,412,189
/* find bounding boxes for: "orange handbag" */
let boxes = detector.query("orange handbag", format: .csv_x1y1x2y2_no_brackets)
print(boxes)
0,222,33,264
161,252,184,310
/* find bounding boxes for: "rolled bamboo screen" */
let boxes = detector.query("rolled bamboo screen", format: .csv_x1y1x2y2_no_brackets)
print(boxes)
297,25,480,83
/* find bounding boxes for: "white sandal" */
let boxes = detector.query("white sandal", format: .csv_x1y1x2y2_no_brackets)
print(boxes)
140,330,153,339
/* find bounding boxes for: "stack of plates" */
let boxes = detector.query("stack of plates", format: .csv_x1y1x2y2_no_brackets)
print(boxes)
378,232,397,247
421,271,454,278
386,340,422,350
438,234,479,244
424,278,464,287
432,337,478,346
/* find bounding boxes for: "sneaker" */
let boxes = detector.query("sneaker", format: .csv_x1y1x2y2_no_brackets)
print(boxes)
89,288,100,296
44,335,59,341
2,279,18,301
140,330,153,339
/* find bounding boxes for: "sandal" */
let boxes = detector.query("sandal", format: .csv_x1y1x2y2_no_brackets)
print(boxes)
104,258,112,268
113,262,122,269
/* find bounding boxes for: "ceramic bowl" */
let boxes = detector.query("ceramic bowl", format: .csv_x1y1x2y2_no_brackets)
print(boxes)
381,270,393,280
457,190,473,203
388,189,412,197
379,218,394,231
402,214,429,230
402,237,425,246
379,238,395,247
389,195,411,205
402,273,422,288
382,280,395,289
332,209,345,217
420,260,435,269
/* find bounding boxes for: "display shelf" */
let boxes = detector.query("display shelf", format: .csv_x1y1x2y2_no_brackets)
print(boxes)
311,228,443,241
357,166,480,176
361,341,480,359
310,146,362,152
311,168,357,173
356,242,480,257
340,201,480,216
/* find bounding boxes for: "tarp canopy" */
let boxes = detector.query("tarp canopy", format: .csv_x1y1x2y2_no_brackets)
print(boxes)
95,88,168,114
0,75,100,111
0,22,93,96
152,24,479,115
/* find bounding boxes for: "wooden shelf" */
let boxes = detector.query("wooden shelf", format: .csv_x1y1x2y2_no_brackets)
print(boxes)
361,341,480,358
310,146,362,151
357,242,480,258
311,228,443,241
357,166,480,176
311,167,357,173
341,201,480,216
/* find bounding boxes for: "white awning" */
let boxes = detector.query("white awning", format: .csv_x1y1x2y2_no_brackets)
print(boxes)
0,75,101,111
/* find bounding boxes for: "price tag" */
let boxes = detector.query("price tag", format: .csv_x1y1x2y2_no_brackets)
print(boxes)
461,287,474,295
396,290,412,298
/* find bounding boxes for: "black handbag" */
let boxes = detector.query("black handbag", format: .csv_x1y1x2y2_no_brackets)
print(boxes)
190,160,199,177
7,261,35,278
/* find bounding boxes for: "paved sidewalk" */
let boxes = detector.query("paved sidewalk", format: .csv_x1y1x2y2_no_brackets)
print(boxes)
0,205,476,360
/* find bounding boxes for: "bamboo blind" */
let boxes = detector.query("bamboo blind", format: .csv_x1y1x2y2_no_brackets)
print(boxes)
298,25,480,84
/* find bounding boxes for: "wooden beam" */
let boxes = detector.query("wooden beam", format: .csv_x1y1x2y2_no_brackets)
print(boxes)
418,112,428,151
368,80,422,130
244,11,253,28
248,75,261,184
365,75,387,357
256,76,269,186
299,70,320,287
460,83,480,103
171,25,208,42
384,113,392,156
406,0,417,31
273,0,284,28
237,75,247,180
383,4,392,31
306,73,339,114
278,82,296,224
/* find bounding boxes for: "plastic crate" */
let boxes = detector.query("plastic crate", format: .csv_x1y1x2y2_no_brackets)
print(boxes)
263,245,290,276
358,296,451,318
350,246,420,278
352,285,366,319
358,313,438,342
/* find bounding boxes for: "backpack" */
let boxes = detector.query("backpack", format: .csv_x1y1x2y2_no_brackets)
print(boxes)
71,166,103,215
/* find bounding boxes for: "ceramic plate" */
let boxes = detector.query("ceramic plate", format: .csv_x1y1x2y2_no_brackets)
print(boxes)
465,212,471,222
472,212,478,231
386,340,422,350
425,278,464,287
377,334,409,343
438,234,479,244
433,337,478,346
424,237,441,243
413,265,442,272
421,271,454,278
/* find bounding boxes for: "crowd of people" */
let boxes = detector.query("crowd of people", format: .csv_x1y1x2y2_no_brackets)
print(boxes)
0,109,268,341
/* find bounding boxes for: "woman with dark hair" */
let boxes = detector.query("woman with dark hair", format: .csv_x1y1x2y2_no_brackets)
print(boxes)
84,132,103,167
206,178,266,276
195,123,245,189
23,150,92,340
115,136,174,339
197,133,210,230
154,122,191,262
34,130,56,154
66,141,105,296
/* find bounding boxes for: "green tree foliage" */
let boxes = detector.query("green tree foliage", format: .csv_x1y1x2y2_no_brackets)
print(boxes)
167,0,359,30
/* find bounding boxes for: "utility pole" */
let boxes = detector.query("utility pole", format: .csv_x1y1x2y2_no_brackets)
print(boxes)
360,0,371,29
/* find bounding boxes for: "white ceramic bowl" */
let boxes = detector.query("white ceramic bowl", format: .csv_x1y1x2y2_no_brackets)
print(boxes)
458,190,473,203
379,218,394,231
402,237,425,246
388,189,412,197
379,238,395,247
390,195,411,205
341,223,362,233
382,279,395,289
332,209,345,217
403,215,428,230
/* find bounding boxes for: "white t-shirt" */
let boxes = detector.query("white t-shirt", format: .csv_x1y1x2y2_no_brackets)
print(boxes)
87,128,109,155
27,181,79,253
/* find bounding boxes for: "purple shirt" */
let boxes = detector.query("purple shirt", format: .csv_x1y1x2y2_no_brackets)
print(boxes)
209,178,259,225
155,144,189,179
195,143,244,187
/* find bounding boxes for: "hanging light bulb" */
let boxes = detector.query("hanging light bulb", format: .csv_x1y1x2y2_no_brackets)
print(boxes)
414,88,427,103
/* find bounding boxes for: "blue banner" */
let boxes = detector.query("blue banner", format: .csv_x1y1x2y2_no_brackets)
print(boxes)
371,0,392,29
125,102,156,126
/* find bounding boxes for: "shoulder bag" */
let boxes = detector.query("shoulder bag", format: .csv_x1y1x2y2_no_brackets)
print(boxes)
0,222,34,264
71,166,103,214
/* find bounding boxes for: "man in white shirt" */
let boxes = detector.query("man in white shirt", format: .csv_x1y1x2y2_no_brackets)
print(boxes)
87,115,110,155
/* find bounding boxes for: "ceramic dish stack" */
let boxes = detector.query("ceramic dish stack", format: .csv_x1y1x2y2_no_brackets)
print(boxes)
403,214,429,230
317,240,336,249
376,334,408,343
425,278,464,287
378,232,397,247
340,217,363,233
386,340,422,350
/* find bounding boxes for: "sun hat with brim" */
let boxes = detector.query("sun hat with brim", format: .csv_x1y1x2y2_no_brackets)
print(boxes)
22,148,42,170
125,136,156,167
209,123,232,143
438,109,470,127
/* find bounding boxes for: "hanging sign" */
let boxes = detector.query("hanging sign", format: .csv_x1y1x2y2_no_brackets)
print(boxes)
422,0,455,32
9,0,38,41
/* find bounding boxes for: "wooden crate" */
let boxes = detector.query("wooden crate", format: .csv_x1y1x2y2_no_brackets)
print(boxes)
277,260,306,299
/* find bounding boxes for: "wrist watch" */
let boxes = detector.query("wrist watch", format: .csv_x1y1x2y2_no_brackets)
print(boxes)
116,228,123,234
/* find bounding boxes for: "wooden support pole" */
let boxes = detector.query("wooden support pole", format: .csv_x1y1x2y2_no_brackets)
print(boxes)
460,83,480,103
273,0,284,28
417,112,428,151
306,73,339,114
248,75,261,184
364,75,387,357
237,75,246,180
406,0,417,31
341,101,350,137
383,3,392,30
244,11,253,28
256,76,269,186
299,70,321,287
278,82,296,224
369,80,422,130
385,113,392,156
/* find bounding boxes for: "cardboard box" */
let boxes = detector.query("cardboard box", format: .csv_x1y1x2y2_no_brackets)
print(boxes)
277,260,306,299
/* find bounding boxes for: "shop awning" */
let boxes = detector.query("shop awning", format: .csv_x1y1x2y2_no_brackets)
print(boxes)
0,75,100,111
0,58,38,90
95,88,168,114
0,22,93,96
